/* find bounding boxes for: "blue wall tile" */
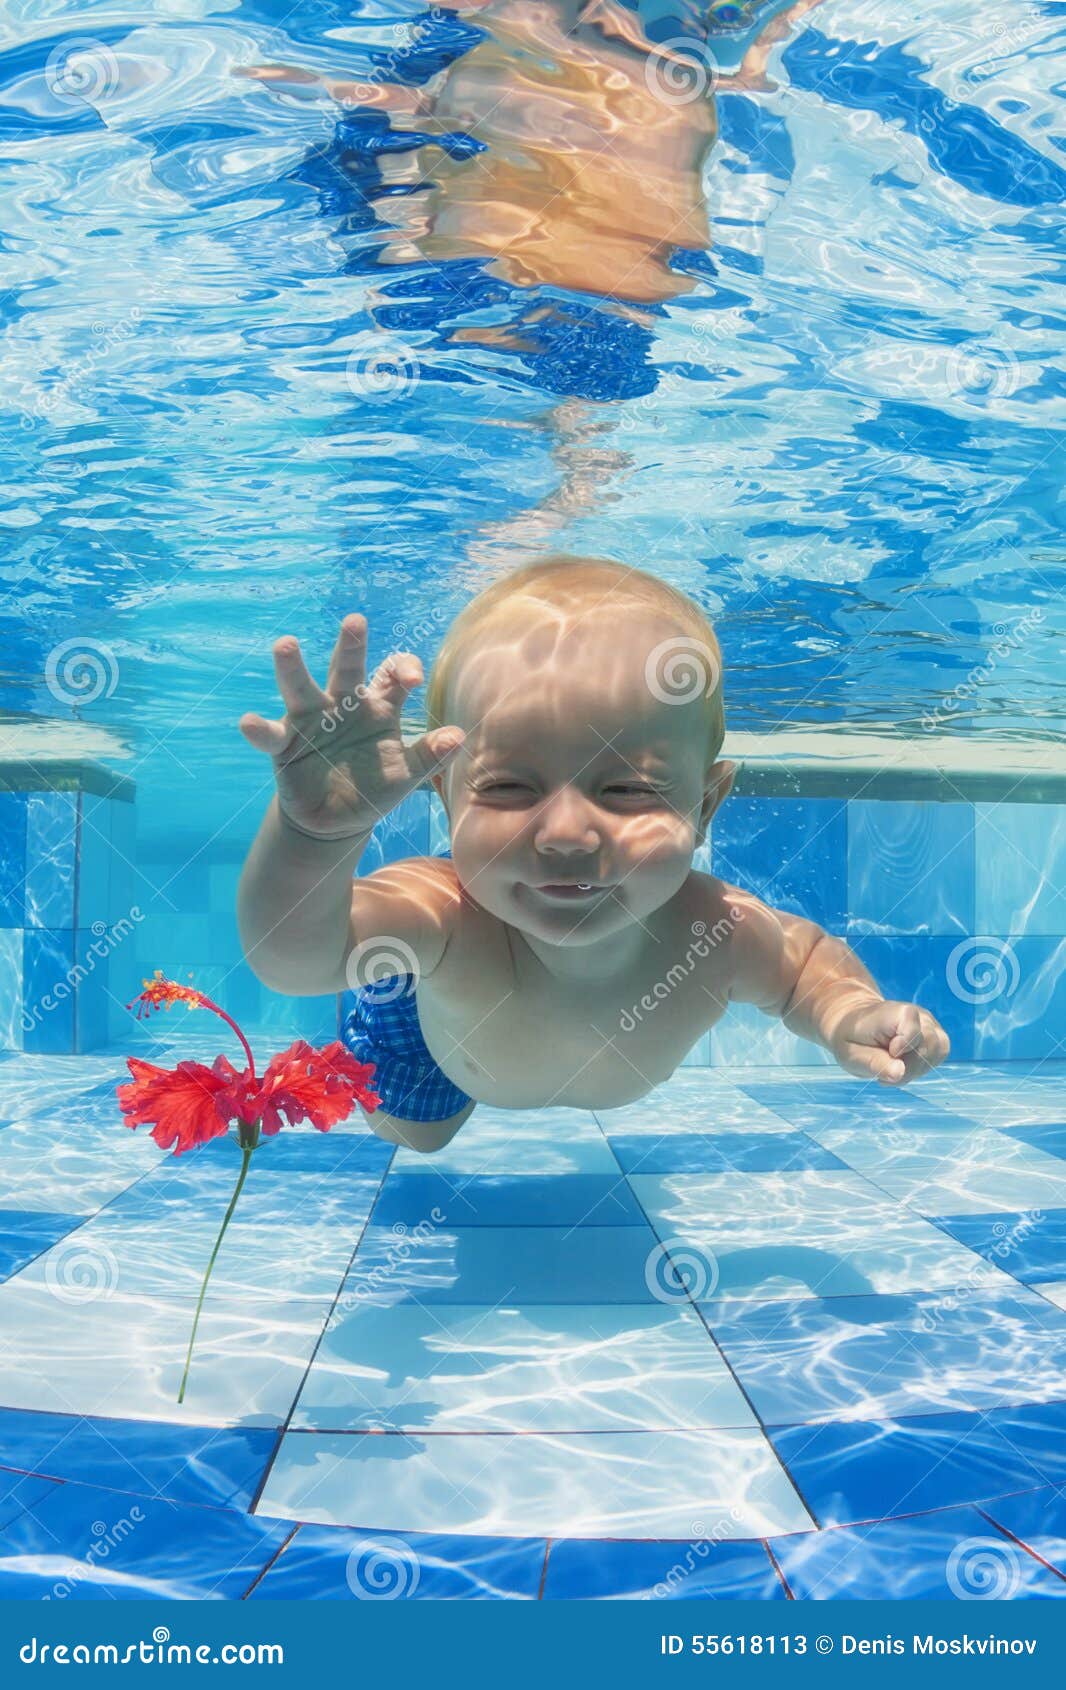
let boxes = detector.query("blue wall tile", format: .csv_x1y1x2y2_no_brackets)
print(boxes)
78,794,111,927
972,936,1066,1061
74,929,110,1053
0,794,26,928
848,935,976,1062
0,930,22,1051
21,929,76,1055
712,798,848,934
975,803,1066,936
24,792,77,930
847,799,974,937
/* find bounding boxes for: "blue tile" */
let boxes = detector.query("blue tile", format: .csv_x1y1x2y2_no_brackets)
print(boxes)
712,797,848,934
21,929,76,1055
1003,1124,1066,1162
0,794,26,927
769,1505,1065,1599
982,1485,1066,1578
847,799,974,937
929,1209,1066,1284
0,929,22,1051
372,1173,644,1228
0,1468,62,1531
769,1402,1066,1528
180,1130,392,1174
249,1524,545,1599
0,1477,292,1599
74,929,110,1053
24,792,77,930
737,1080,960,1129
0,1408,277,1511
975,802,1066,936
543,1536,785,1599
848,937,977,1063
347,1224,662,1304
78,794,112,927
610,1132,847,1175
973,937,1066,1062
703,1287,1066,1426
0,1210,83,1281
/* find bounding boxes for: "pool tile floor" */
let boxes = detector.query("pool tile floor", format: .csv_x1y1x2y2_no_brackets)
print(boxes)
0,1049,1063,1598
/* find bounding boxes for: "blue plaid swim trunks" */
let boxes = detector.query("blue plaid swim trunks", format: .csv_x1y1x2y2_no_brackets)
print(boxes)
340,846,473,1123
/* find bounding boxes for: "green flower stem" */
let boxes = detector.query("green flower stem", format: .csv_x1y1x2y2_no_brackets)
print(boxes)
177,1139,255,1404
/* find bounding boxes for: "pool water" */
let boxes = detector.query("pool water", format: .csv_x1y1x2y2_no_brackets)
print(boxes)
0,1050,1064,1598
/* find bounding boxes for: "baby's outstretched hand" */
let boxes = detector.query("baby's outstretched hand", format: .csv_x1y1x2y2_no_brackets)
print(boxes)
829,1000,950,1086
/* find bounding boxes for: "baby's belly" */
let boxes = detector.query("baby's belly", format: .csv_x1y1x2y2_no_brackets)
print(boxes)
416,975,728,1110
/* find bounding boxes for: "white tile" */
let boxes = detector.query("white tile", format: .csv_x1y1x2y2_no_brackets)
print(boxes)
0,1118,161,1213
808,1125,1066,1213
595,1082,795,1136
391,1109,616,1175
292,1303,757,1433
0,1279,326,1425
14,1211,355,1304
1033,1282,1066,1311
627,1171,1014,1303
0,929,23,1053
255,1426,814,1539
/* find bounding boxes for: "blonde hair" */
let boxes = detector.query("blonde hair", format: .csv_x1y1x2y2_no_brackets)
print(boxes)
425,554,725,763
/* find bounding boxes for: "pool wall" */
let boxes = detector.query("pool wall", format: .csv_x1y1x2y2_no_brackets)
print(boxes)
2,734,1064,1062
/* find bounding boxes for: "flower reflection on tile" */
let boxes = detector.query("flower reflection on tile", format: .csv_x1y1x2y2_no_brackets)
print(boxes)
703,1287,1066,1426
291,1303,756,1434
769,1505,1065,1600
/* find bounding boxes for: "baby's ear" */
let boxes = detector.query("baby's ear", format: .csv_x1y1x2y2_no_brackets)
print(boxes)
698,759,737,835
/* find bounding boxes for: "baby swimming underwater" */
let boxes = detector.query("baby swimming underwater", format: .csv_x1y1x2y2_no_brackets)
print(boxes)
237,556,950,1154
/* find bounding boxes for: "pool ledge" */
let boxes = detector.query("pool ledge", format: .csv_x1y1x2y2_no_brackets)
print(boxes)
723,731,1066,804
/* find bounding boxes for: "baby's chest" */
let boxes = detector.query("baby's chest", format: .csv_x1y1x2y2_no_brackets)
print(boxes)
416,898,730,1109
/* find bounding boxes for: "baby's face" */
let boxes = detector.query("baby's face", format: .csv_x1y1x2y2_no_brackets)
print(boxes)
432,612,722,947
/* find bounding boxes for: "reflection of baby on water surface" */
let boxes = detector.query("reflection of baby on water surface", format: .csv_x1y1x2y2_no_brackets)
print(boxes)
238,0,823,404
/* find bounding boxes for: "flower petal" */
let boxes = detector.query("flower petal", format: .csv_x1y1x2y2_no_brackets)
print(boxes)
117,1056,237,1156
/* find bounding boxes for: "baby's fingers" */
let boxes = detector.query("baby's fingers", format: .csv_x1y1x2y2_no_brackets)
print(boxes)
273,636,330,717
238,712,290,756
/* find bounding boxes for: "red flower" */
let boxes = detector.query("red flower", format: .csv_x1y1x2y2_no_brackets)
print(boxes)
118,971,381,1155
117,1054,239,1157
117,971,384,1403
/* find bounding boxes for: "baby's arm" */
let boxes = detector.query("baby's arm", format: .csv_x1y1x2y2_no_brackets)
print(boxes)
720,884,950,1084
